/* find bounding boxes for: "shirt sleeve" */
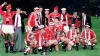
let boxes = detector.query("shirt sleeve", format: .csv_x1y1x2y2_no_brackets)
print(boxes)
81,31,84,37
0,6,4,14
26,31,30,41
91,30,96,39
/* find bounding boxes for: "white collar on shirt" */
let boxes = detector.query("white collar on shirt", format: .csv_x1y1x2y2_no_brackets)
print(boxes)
84,15,86,20
14,14,21,27
83,15,86,25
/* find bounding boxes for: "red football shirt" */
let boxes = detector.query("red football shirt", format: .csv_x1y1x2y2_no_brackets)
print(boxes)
45,27,54,40
66,29,78,39
49,13,61,21
0,6,16,25
81,29,96,40
28,12,38,27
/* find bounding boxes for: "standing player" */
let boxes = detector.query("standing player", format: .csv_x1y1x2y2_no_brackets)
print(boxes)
0,2,16,53
66,24,80,51
70,12,80,31
53,17,63,32
27,7,39,31
25,7,39,32
60,8,70,33
39,25,49,55
46,22,59,52
80,24,97,50
49,6,61,22
38,6,44,25
44,9,50,26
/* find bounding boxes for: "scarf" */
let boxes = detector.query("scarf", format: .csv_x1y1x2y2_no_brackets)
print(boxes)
70,29,77,41
85,30,90,40
14,14,21,27
61,14,68,24
38,33,41,46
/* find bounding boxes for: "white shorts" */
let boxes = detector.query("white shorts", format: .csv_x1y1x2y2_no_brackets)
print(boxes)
69,41,74,46
64,26,69,33
49,40,58,45
25,26,32,32
85,40,91,45
2,25,14,34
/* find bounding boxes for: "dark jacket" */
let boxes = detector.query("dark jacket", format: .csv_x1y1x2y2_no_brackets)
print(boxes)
80,15,92,29
13,14,27,33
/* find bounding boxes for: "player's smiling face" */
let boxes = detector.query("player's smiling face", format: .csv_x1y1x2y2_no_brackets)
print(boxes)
62,10,66,14
54,18,59,24
45,11,49,14
49,25,53,29
7,9,11,13
54,10,58,14
34,9,39,14
86,27,90,32
16,9,21,14
71,26,75,31
39,8,43,13
40,28,45,34
73,13,77,18
32,29,38,33
82,13,86,17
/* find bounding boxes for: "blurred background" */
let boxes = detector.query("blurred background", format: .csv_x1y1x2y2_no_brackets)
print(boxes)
0,0,100,16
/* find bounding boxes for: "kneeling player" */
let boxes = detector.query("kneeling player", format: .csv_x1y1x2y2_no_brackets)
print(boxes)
24,26,38,55
48,34,59,52
80,24,97,50
56,31,68,52
66,24,80,51
45,22,59,52
39,25,49,55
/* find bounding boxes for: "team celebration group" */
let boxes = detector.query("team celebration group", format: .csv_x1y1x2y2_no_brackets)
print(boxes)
0,2,97,55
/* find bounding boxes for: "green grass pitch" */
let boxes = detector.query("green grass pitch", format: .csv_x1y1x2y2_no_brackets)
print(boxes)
0,17,100,56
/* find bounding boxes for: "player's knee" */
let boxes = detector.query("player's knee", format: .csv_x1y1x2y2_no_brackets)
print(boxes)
34,41,37,44
33,45,37,48
94,39,97,44
30,43,33,46
54,40,58,45
65,41,68,45
80,39,83,43
76,39,79,43
67,44,72,51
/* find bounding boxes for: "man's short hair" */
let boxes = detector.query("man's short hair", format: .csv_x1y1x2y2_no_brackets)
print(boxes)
39,5,43,8
54,17,60,21
16,7,21,10
82,11,87,14
73,11,77,14
32,26,38,31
